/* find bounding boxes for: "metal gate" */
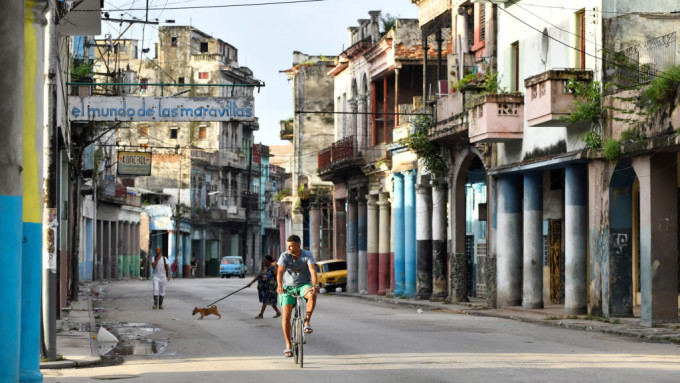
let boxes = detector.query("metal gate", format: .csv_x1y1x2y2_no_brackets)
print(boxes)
548,220,564,304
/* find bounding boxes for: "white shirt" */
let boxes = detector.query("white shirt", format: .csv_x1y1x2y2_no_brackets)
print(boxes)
153,255,168,281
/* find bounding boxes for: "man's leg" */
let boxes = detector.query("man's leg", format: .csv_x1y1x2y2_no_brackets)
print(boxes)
302,287,316,330
281,304,293,351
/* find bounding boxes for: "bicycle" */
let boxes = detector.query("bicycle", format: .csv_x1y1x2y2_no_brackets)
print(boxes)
288,290,307,368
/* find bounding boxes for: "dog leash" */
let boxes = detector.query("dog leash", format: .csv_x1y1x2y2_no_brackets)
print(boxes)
206,285,249,307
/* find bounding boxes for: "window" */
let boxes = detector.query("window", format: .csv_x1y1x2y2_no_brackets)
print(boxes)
576,10,586,69
198,72,209,80
171,37,178,47
200,42,209,53
479,5,486,42
178,77,185,84
170,128,178,139
511,41,519,92
140,78,148,91
199,126,207,139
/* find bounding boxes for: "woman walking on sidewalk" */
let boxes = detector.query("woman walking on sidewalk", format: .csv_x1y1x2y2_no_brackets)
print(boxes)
246,255,281,319
152,247,171,309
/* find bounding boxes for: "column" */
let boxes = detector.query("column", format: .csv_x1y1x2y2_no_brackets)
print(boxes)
432,184,448,301
497,174,523,307
310,202,321,260
334,199,346,260
366,194,379,294
119,222,126,278
634,153,679,326
2,1,24,380
279,219,286,255
392,173,405,296
357,97,367,151
404,171,417,298
382,77,388,142
347,194,358,293
103,221,111,279
565,164,587,315
416,183,433,300
422,30,429,101
378,192,391,296
96,220,103,280
358,195,368,293
134,223,141,277
523,172,543,309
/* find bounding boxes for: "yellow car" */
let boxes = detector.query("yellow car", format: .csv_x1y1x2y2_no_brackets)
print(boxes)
315,259,347,292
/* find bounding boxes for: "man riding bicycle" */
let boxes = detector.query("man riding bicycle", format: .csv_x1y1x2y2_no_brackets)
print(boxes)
276,234,319,358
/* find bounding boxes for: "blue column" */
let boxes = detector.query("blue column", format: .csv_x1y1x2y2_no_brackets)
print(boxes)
404,170,417,298
346,195,358,293
0,2,24,381
357,196,367,293
497,174,523,307
523,172,543,309
565,164,588,315
393,173,405,296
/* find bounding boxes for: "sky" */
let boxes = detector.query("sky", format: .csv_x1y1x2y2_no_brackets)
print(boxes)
100,0,420,146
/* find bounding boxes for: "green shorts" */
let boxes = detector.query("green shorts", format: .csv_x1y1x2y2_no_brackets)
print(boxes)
279,284,313,307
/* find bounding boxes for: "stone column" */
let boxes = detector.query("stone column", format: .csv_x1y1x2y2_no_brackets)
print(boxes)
292,206,304,243
347,194,359,293
366,194,379,294
392,173,405,296
497,174,523,307
334,199,347,260
122,222,129,278
404,170,417,298
357,97,367,151
431,184,448,301
358,195,368,293
104,221,111,279
310,202,321,260
633,153,679,326
523,172,543,309
378,192,391,296
565,164,588,315
416,183,433,300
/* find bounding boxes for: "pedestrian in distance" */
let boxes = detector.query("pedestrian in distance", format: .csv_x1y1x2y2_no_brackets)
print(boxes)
171,258,179,279
152,247,171,309
190,257,198,279
276,234,319,358
246,255,282,319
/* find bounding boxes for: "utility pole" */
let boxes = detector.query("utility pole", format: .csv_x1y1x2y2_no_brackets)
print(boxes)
175,148,182,275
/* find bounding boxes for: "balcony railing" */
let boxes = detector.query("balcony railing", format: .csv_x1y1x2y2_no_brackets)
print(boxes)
524,69,593,127
190,149,218,166
318,135,357,172
219,151,246,168
467,93,524,143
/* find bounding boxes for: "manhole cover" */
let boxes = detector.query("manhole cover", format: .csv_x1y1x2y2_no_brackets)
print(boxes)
92,374,139,380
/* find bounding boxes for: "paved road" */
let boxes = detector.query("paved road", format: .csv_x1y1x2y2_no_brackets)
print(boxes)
44,278,680,382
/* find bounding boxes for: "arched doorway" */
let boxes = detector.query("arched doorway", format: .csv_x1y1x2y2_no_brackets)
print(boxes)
453,150,488,298
609,159,638,317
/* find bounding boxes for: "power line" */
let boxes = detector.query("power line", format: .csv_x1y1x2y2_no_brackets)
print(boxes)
73,0,327,12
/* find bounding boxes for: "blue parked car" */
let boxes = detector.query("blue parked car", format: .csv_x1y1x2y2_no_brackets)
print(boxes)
220,256,247,278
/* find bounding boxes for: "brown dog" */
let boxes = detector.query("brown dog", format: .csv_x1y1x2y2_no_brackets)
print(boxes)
192,305,221,320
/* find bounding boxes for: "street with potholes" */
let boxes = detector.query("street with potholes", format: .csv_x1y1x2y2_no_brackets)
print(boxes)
42,278,680,383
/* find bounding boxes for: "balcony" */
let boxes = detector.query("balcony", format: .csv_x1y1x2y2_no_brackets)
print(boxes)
219,151,246,169
467,93,524,143
524,69,593,127
190,150,218,166
280,119,294,141
317,135,366,180
431,92,466,142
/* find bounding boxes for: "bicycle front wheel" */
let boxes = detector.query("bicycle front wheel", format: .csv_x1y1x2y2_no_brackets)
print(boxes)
292,317,299,364
297,312,304,368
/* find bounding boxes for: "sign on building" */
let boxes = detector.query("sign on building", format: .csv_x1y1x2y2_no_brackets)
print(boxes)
118,151,152,176
68,96,255,122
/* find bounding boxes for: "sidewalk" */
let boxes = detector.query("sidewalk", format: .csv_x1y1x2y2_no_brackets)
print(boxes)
336,291,680,345
40,287,102,370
